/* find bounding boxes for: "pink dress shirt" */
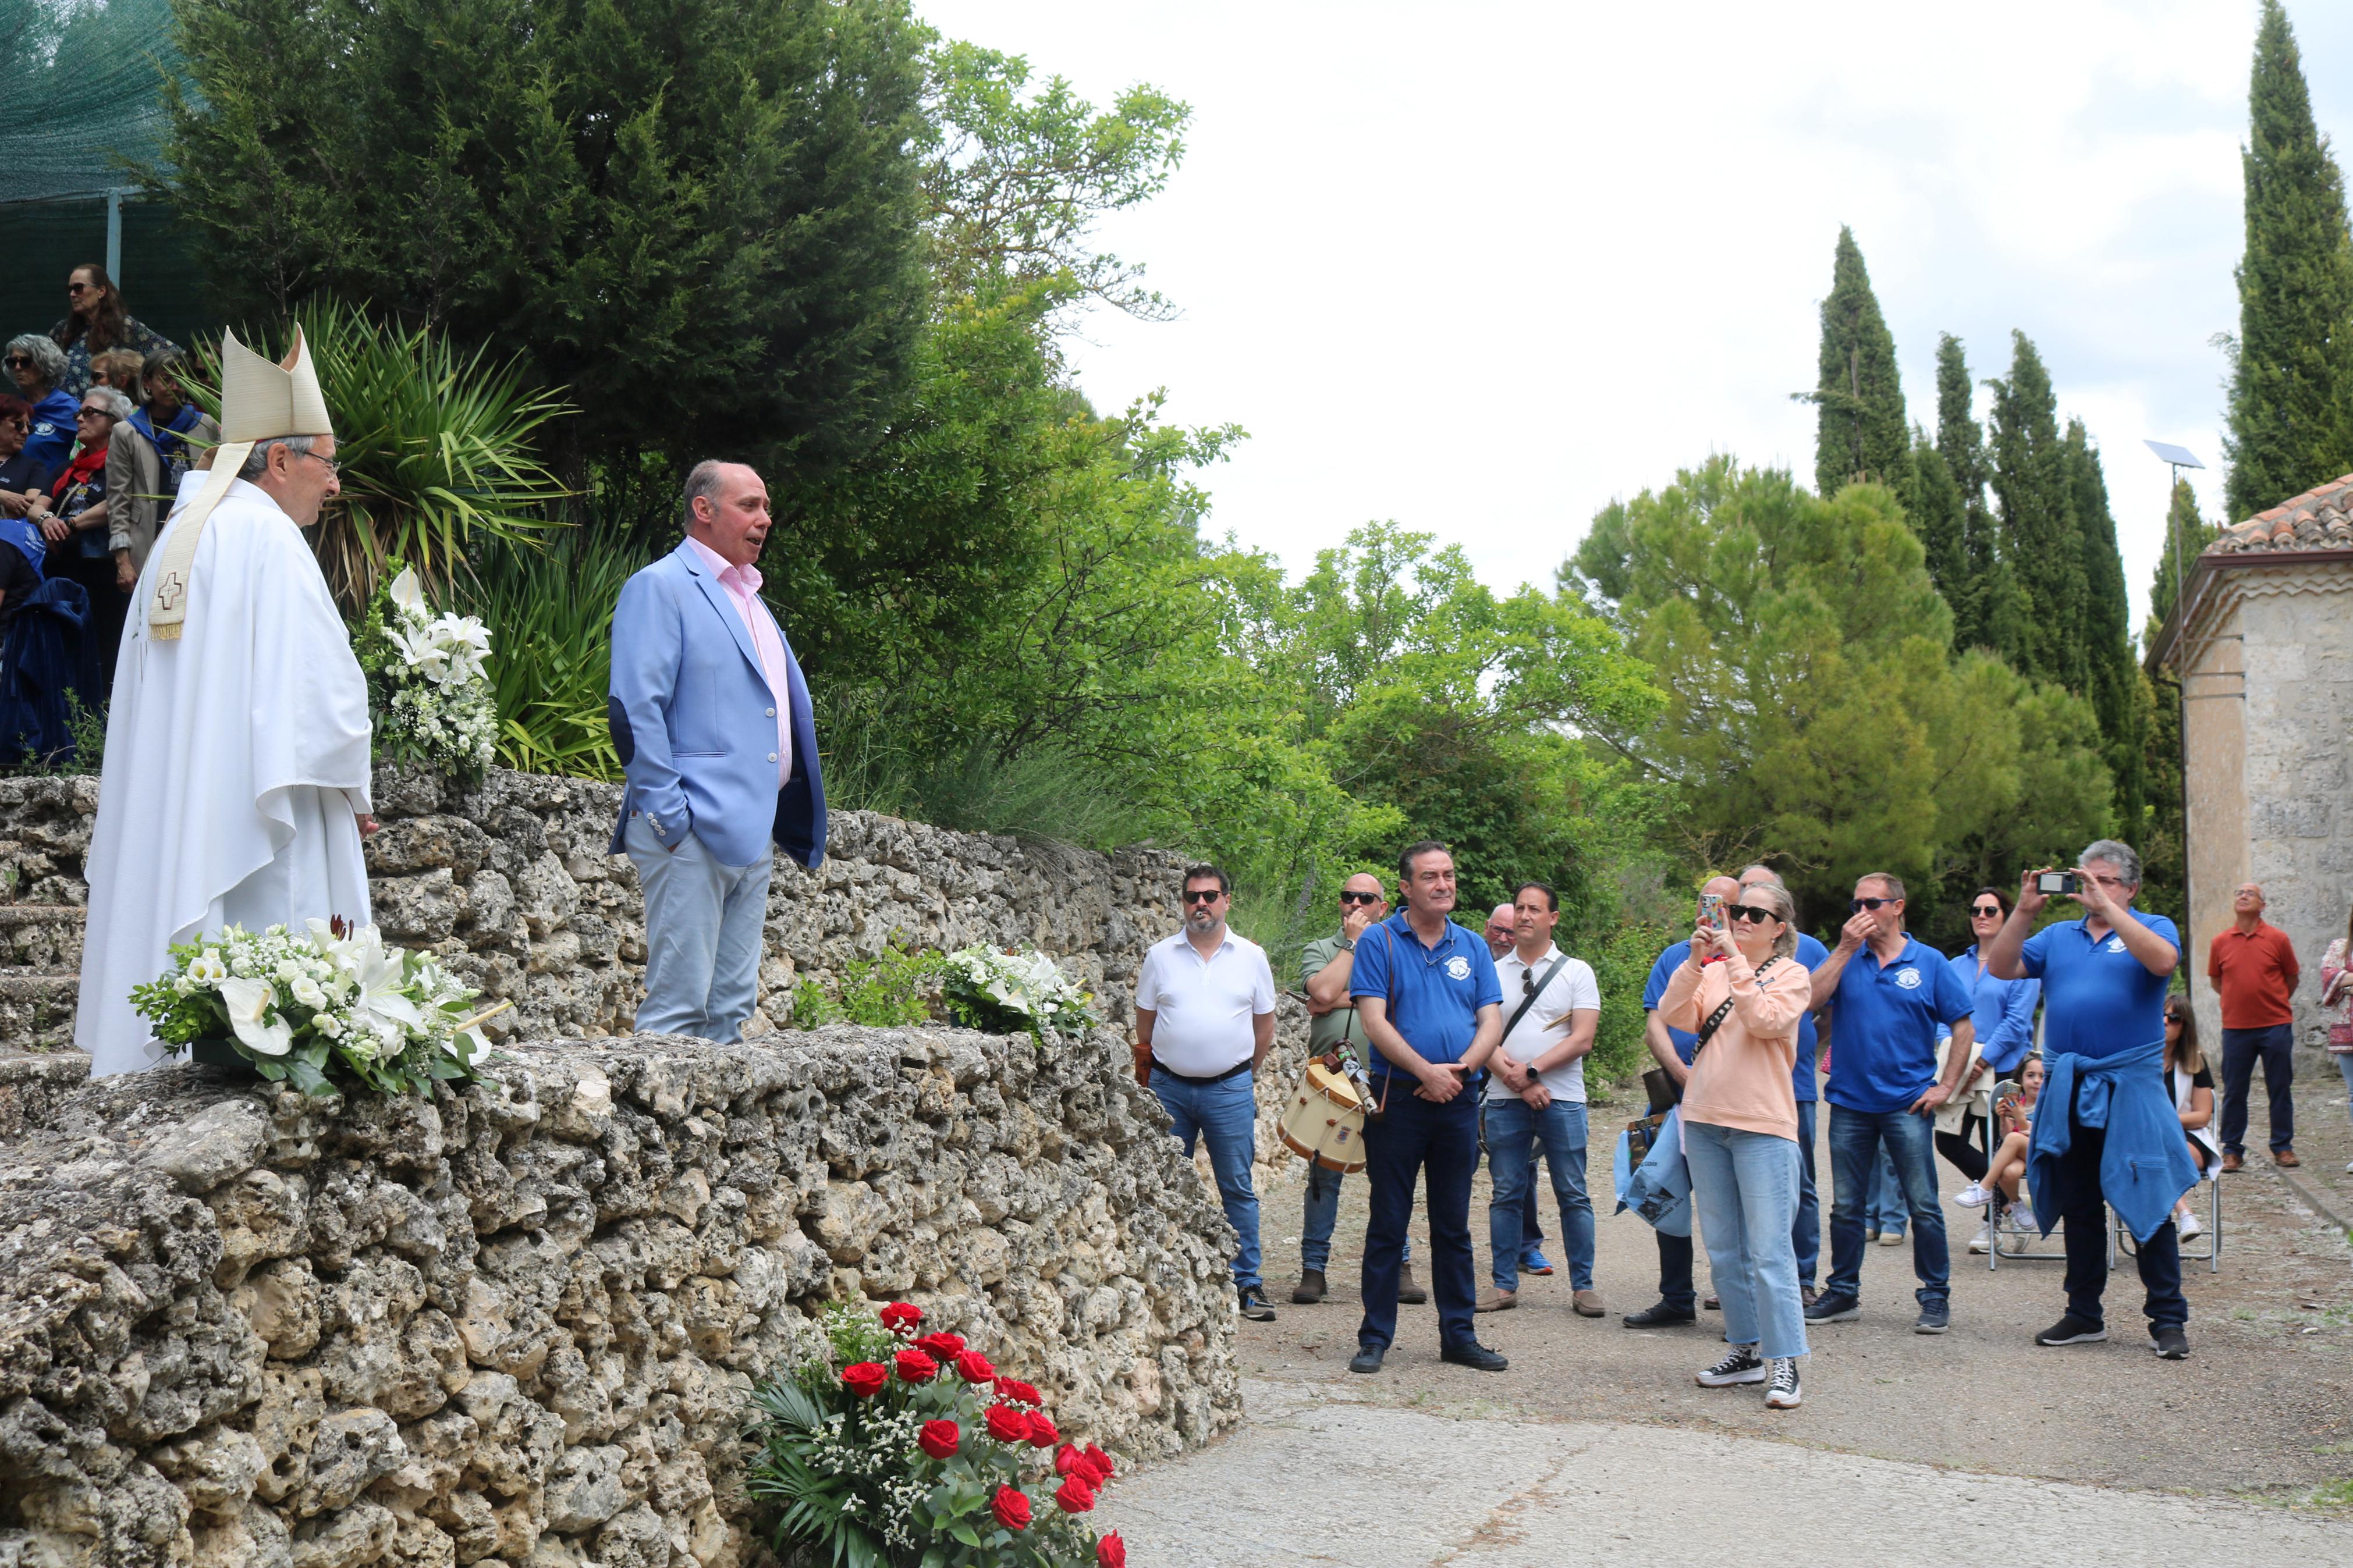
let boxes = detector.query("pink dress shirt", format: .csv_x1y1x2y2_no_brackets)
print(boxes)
684,536,792,786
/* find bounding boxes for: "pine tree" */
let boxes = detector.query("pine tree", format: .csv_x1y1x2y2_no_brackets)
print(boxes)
1988,331,2086,692
2223,0,2353,522
2065,419,2142,836
1804,227,1912,497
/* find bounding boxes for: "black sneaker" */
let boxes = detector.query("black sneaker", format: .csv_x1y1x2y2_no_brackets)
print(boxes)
1914,1302,1950,1335
2033,1314,2107,1346
1348,1342,1386,1374
1803,1292,1861,1323
1622,1302,1698,1329
1440,1341,1508,1373
1238,1285,1277,1322
1291,1270,1326,1306
1696,1346,1766,1386
2150,1325,2191,1360
1765,1357,1803,1409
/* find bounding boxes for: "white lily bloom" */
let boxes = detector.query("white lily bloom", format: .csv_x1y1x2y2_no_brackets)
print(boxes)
390,566,426,614
346,936,425,1045
217,975,293,1057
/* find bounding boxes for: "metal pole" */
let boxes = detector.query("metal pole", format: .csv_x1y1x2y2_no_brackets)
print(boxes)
105,189,122,283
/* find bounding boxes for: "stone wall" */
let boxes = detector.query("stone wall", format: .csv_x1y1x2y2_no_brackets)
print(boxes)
0,1026,1243,1568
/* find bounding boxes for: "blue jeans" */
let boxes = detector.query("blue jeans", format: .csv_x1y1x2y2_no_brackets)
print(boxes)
1867,1149,1908,1237
1485,1099,1593,1291
1149,1068,1262,1290
1684,1119,1808,1359
1793,1100,1819,1288
2219,1023,2296,1156
1301,1165,1409,1274
1826,1104,1949,1307
1357,1088,1479,1353
625,813,772,1040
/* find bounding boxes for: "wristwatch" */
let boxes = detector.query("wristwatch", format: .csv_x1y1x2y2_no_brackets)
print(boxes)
1339,938,1355,951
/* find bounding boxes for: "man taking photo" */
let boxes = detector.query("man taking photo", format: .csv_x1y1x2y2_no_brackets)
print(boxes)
1346,841,1509,1375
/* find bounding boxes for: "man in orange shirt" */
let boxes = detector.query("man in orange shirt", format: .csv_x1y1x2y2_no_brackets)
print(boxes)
2210,882,2302,1171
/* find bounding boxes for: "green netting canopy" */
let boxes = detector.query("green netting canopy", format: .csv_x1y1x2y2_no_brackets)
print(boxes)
0,0,215,347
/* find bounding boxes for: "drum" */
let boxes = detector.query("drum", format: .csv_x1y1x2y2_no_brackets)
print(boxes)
1277,1060,1370,1173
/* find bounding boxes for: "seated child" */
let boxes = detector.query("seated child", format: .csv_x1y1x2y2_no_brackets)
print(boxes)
1957,1054,2043,1225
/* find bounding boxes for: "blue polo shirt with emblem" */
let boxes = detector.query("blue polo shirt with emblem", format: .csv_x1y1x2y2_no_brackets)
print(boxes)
1349,910,1503,1082
1644,934,1828,1101
1823,936,1974,1114
2017,912,2178,1061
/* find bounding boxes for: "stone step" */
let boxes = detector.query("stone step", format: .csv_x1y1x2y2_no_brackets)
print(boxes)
0,971,81,1050
0,904,84,972
0,1047,90,1137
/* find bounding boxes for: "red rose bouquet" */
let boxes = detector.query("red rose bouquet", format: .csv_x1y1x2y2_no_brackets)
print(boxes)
748,1300,1129,1566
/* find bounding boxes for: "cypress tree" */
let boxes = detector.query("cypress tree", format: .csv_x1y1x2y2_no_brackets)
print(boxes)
2223,0,2353,522
2065,419,2142,835
2150,479,2217,626
1805,227,1912,497
1932,334,2003,649
1907,428,1970,638
1988,331,2086,692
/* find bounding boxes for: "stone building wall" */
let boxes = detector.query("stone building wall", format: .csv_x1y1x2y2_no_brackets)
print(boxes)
0,1026,1243,1568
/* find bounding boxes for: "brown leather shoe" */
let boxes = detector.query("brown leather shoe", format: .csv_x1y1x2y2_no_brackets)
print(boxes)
1397,1265,1428,1305
1291,1269,1327,1305
1476,1287,1518,1313
2275,1148,2301,1168
2220,1150,2244,1173
1573,1289,1606,1317
1703,1295,1721,1311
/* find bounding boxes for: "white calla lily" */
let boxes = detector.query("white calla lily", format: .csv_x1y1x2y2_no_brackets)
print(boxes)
389,566,425,613
217,975,293,1057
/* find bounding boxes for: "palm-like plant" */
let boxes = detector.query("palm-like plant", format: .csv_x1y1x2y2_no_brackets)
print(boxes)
186,300,572,611
459,530,648,780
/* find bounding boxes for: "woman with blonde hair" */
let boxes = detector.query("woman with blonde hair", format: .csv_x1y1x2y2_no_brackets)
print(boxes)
1659,877,1813,1410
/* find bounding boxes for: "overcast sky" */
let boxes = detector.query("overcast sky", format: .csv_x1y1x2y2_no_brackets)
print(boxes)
915,1,2353,630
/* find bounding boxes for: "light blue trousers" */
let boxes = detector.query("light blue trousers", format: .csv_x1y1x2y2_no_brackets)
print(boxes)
1684,1119,1809,1360
626,812,772,1040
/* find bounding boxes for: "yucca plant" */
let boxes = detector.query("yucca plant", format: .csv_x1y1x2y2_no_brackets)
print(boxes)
185,299,572,612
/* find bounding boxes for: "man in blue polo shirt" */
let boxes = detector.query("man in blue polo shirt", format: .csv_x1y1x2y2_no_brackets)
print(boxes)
1804,872,1975,1335
1346,840,1508,1375
1985,840,2196,1360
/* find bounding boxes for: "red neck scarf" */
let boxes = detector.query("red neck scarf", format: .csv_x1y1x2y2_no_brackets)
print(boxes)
50,437,106,500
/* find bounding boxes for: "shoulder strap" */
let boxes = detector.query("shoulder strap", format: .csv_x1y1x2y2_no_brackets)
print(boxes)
1501,952,1571,1044
1694,957,1779,1058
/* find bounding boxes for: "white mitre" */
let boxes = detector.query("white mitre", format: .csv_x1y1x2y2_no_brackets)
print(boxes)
145,325,336,640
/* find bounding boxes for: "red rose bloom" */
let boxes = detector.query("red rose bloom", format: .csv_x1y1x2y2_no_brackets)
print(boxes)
991,1486,1031,1531
984,1403,1031,1443
918,1420,960,1460
1054,1442,1084,1477
842,1362,888,1399
1097,1530,1127,1567
1081,1444,1115,1485
879,1302,923,1336
913,1332,966,1360
1053,1475,1098,1514
996,1378,1042,1407
954,1350,996,1383
893,1348,939,1384
1025,1411,1060,1449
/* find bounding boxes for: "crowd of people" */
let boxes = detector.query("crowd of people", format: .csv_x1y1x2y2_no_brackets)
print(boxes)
1127,839,2353,1411
0,263,198,760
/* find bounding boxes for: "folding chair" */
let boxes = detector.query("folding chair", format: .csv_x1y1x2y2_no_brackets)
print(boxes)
1988,1183,2114,1271
2116,1164,2221,1274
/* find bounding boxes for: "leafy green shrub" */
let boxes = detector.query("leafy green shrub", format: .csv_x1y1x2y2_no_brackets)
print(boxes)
1584,920,1674,1093
792,943,946,1030
459,529,647,780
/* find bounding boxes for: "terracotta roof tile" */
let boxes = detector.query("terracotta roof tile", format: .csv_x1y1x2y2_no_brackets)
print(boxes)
2211,471,2353,554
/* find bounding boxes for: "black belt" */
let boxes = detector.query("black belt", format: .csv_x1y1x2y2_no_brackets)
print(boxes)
1153,1059,1252,1086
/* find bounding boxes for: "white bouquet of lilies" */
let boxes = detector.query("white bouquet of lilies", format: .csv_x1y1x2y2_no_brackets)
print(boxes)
129,918,494,1096
939,944,1099,1041
361,566,498,782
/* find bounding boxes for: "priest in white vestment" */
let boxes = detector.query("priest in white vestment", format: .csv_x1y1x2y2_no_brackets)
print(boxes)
76,325,377,1076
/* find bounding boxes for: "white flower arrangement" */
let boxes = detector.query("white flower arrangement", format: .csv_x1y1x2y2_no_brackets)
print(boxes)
130,918,495,1096
360,566,499,781
939,945,1099,1040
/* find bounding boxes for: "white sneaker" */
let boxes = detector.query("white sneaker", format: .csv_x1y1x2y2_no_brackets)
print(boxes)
2177,1210,2203,1240
1967,1222,1993,1254
1955,1183,1992,1208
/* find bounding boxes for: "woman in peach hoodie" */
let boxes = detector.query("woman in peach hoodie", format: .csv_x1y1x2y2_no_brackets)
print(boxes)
1659,879,1815,1409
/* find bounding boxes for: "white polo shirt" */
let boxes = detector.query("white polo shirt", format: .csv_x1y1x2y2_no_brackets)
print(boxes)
1133,927,1277,1077
1486,944,1602,1104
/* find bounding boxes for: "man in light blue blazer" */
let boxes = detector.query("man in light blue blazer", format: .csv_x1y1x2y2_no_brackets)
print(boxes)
608,460,825,1039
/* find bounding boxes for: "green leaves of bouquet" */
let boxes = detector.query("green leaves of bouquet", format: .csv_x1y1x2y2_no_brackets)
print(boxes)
748,1302,1127,1568
129,918,492,1097
356,564,499,784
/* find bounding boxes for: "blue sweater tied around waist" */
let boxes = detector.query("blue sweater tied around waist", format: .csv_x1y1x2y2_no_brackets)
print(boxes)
2027,1036,2199,1244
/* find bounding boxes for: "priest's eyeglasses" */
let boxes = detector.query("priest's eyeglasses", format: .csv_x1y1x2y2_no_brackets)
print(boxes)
294,448,342,477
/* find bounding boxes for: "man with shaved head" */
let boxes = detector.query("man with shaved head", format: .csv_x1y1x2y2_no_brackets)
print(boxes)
608,460,826,1041
2209,881,2302,1171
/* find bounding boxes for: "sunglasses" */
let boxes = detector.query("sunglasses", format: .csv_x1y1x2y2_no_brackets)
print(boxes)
76,408,111,420
1339,890,1381,905
1725,904,1777,926
1181,889,1224,905
1970,904,2003,918
1848,896,1899,912
3,356,33,369
66,282,90,295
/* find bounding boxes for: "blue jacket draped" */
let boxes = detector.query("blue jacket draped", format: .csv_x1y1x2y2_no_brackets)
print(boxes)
2027,1037,2199,1243
0,574,87,766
